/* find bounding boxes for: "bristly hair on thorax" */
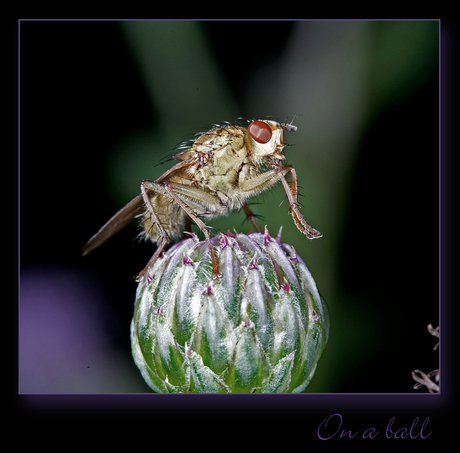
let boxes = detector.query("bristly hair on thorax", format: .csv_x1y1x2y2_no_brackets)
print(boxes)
154,115,301,168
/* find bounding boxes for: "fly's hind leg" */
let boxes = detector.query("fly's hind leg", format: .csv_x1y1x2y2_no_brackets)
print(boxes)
135,180,170,282
185,215,192,235
164,182,220,279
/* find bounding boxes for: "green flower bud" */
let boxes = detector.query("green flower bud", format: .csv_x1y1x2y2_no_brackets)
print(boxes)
131,229,329,393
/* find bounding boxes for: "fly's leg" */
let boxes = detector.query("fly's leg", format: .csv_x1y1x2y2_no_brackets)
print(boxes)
185,215,192,236
135,180,170,282
164,183,220,279
238,163,321,239
275,165,322,239
242,203,262,232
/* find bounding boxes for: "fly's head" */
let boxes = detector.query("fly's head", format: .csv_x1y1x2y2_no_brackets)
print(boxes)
245,119,297,165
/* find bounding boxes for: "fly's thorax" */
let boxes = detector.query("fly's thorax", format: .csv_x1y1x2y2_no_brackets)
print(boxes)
188,126,246,179
195,125,245,151
212,144,246,177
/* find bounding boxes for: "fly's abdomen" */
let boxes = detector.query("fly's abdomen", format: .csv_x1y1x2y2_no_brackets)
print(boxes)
141,193,187,245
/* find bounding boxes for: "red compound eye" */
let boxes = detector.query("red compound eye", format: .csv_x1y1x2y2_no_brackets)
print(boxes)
248,121,273,144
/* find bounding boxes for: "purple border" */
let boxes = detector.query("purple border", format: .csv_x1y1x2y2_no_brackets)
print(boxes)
17,18,451,418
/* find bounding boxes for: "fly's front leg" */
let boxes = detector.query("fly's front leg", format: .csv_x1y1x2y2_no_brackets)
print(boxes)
136,180,170,282
275,165,322,239
163,183,220,279
239,164,321,239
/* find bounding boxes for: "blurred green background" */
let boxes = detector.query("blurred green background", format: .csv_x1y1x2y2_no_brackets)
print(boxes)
19,20,439,393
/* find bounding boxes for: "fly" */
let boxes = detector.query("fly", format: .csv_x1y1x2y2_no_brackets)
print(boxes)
82,119,321,280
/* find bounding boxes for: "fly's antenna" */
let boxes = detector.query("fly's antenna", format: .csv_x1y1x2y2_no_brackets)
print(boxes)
280,114,302,132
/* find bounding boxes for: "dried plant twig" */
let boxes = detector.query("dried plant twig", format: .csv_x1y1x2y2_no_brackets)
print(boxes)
412,369,439,393
412,324,439,393
427,324,439,350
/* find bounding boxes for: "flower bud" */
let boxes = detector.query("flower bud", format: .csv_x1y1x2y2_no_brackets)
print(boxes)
131,229,329,393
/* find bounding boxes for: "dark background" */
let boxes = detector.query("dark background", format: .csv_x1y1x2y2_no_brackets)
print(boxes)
17,20,444,399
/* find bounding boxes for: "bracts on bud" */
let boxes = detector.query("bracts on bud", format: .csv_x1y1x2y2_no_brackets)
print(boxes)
131,228,329,393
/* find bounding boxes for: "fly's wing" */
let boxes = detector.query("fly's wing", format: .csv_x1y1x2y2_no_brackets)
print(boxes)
172,148,195,161
82,146,215,257
154,155,202,184
81,194,145,256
